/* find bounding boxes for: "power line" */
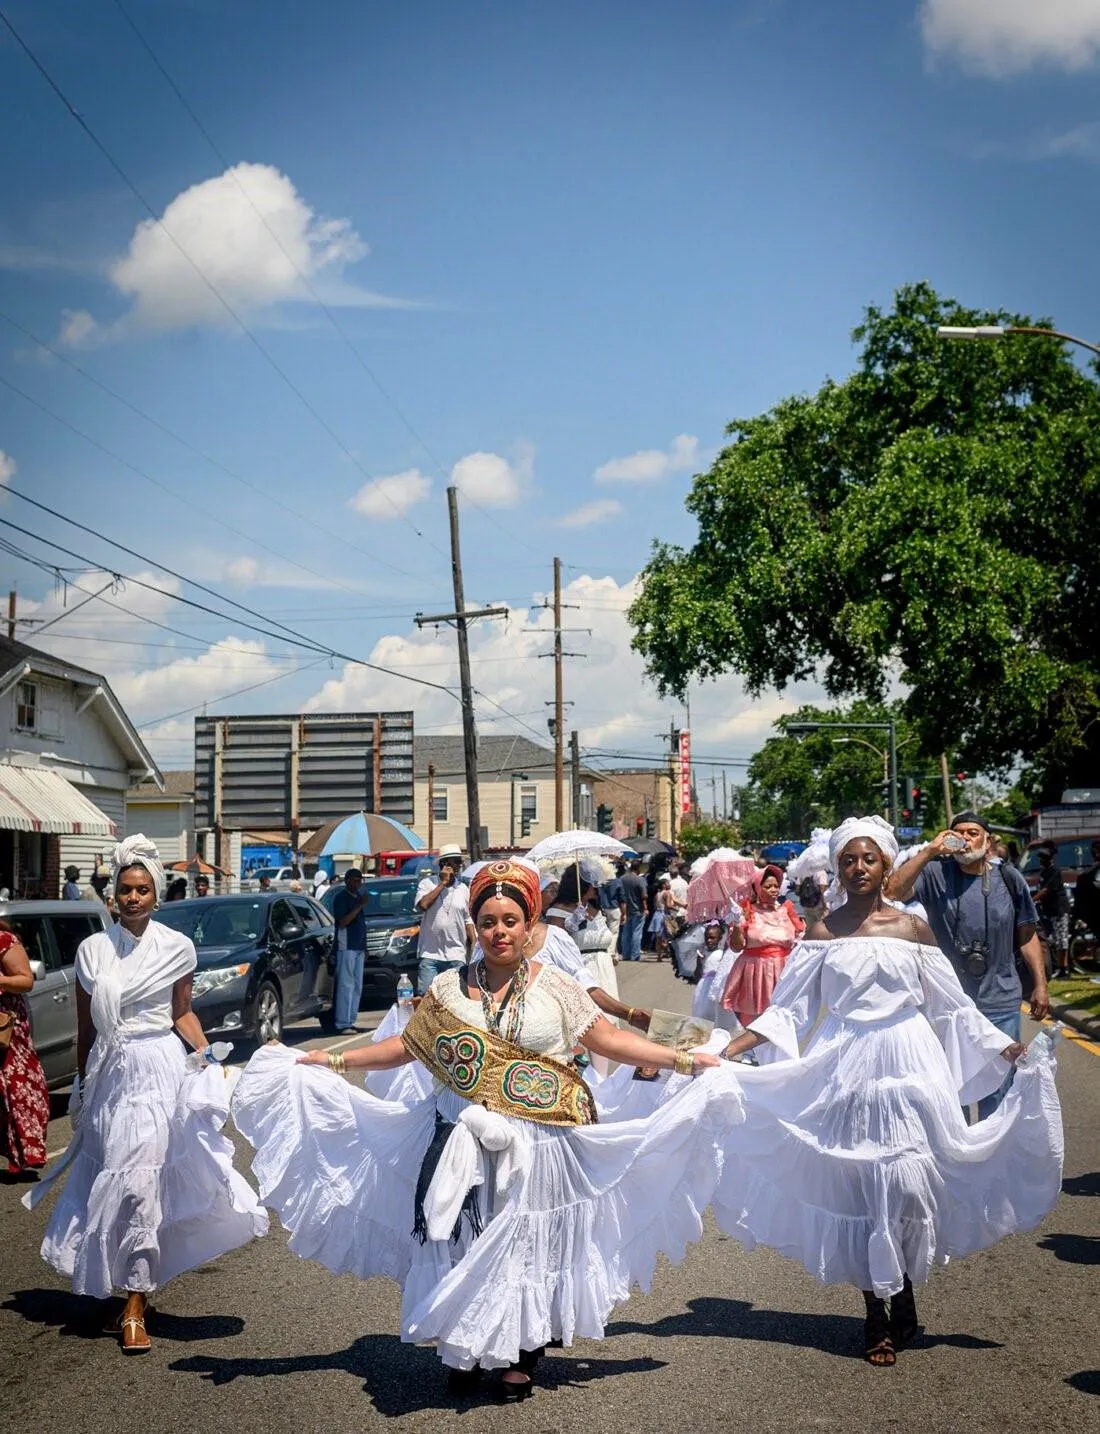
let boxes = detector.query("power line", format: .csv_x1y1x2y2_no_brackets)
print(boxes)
0,307,437,584
0,5,446,550
136,656,329,729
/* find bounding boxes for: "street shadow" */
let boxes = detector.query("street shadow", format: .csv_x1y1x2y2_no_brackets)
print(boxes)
1062,1171,1100,1198
1037,1233,1100,1266
1066,1370,1100,1397
170,1335,665,1416
606,1296,1001,1360
2,1288,244,1343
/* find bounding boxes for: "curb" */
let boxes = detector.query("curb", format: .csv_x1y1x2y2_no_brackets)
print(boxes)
1049,998,1100,1042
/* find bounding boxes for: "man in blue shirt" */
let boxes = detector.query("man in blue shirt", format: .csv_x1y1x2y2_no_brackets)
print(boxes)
598,866,626,957
889,811,1049,1119
331,867,368,1032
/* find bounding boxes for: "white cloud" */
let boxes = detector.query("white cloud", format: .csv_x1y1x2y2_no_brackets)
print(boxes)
594,433,700,485
450,448,531,508
349,468,432,520
921,0,1100,76
58,308,99,347
302,572,829,759
0,450,15,485
557,499,624,528
111,637,284,722
224,555,261,585
67,162,410,339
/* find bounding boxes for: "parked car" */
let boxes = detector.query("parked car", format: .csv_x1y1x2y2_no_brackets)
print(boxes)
320,875,422,1004
156,893,336,1043
241,863,320,892
1018,834,1100,897
0,899,112,1089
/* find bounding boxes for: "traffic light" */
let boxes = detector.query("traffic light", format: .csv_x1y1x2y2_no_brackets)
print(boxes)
645,817,655,839
596,804,613,834
911,784,926,827
635,816,644,835
520,814,532,837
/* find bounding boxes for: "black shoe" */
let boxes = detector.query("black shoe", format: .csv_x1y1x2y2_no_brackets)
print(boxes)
446,1366,481,1395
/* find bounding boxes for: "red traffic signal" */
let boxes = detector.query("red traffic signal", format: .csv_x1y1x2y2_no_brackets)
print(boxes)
955,772,967,781
635,816,644,834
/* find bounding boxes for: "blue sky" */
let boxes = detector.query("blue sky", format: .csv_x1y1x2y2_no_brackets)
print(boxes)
2,0,1099,783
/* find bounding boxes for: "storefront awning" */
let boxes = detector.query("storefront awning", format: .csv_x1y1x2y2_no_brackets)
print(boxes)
0,764,117,837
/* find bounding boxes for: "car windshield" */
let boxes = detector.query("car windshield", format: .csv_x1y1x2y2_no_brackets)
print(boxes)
1019,839,1097,875
157,899,266,948
359,881,418,918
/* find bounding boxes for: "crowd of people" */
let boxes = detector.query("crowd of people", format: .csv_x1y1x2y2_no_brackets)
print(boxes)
0,813,1079,1401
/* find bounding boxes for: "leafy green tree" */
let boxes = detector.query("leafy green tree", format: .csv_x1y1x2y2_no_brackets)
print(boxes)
677,818,742,864
629,283,1100,801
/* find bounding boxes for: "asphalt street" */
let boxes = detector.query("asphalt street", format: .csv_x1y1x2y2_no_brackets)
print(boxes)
2,959,1098,1434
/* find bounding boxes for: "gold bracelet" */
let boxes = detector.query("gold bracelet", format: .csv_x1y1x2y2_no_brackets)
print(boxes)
626,1007,636,1024
328,1052,346,1074
672,1049,694,1077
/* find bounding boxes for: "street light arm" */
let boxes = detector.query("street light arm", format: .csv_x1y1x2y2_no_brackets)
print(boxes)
936,324,1100,358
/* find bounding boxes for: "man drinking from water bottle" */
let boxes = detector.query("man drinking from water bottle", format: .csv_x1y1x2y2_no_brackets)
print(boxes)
415,844,476,995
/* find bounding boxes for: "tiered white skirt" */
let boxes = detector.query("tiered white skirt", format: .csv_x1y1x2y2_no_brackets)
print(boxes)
712,1012,1063,1298
232,1043,744,1369
40,1033,268,1297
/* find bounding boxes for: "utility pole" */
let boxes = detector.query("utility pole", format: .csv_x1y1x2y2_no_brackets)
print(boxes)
669,720,679,846
939,753,954,827
427,762,435,850
415,487,509,861
7,590,15,641
722,768,728,823
570,730,582,827
553,557,564,829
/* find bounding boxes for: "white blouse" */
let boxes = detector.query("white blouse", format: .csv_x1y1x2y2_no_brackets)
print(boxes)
433,962,603,1063
77,924,176,1038
750,937,1013,1096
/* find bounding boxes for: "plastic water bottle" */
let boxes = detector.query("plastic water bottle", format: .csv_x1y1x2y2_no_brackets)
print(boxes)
185,1041,233,1072
396,973,414,1009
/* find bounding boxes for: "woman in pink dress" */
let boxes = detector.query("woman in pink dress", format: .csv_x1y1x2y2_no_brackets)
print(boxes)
720,865,805,1030
0,919,50,1176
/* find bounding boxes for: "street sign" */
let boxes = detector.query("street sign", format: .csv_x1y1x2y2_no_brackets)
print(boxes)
897,826,923,839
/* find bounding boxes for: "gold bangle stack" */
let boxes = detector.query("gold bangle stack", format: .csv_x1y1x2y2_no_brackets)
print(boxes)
625,1007,637,1024
672,1049,694,1077
328,1052,347,1074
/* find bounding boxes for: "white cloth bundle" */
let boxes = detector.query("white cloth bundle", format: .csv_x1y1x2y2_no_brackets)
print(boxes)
422,1105,531,1243
110,832,167,902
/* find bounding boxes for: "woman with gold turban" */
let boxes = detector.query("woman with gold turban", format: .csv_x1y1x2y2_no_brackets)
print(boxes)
233,857,742,1402
712,817,1062,1368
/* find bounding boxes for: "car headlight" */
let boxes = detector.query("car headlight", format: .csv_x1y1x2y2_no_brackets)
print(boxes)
193,963,250,996
385,926,419,954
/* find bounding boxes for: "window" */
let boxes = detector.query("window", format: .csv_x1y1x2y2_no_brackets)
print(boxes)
6,915,53,972
520,785,538,823
15,681,36,731
49,914,107,970
431,787,449,822
289,896,323,932
269,899,303,936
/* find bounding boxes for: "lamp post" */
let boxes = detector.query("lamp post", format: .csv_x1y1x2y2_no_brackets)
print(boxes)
936,325,1100,358
787,720,900,828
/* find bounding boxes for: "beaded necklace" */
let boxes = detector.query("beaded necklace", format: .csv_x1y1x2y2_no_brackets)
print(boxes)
475,955,530,1044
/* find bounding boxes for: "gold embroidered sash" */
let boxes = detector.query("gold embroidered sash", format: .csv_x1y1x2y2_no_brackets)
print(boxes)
402,989,597,1127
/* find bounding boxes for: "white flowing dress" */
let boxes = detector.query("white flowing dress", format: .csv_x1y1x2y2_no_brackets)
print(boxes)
232,963,743,1370
34,922,268,1297
711,936,1063,1298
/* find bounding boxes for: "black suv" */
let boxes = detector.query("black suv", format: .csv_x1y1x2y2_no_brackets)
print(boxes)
321,875,422,1004
156,893,336,1044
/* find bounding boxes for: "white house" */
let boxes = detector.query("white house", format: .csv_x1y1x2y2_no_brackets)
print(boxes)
125,769,195,866
0,633,161,896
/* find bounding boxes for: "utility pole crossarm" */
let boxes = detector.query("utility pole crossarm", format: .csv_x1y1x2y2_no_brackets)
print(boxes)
415,606,509,626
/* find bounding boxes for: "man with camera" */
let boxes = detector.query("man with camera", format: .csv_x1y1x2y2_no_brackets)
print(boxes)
415,843,476,995
888,811,1048,1120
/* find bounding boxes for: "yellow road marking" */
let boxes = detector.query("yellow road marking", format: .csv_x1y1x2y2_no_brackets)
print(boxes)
1030,1007,1100,1059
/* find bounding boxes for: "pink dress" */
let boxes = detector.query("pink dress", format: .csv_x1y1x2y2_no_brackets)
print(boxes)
720,899,804,1027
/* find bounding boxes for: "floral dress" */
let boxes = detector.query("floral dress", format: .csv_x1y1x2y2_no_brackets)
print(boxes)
0,931,50,1173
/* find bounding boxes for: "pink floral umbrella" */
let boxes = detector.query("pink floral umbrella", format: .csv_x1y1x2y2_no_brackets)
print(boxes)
686,853,759,924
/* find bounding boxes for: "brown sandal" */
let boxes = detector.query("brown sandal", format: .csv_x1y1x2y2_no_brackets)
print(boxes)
121,1315,151,1354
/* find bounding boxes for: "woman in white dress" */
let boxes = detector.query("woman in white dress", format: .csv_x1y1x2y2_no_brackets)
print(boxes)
28,836,268,1353
715,817,1062,1366
233,858,741,1402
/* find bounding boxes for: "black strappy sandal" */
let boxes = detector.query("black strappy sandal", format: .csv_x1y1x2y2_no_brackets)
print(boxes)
864,1300,896,1368
492,1347,543,1402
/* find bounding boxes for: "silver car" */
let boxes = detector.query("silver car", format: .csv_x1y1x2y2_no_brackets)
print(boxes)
1,900,111,1089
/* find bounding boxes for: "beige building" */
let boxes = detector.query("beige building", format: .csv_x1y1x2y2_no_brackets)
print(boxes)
125,769,195,865
414,736,600,851
590,767,676,845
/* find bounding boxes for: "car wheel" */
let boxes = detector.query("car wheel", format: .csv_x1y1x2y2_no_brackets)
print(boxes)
253,980,283,1044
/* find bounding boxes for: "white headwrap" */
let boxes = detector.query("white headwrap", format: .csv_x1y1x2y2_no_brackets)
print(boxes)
110,832,167,903
828,815,900,871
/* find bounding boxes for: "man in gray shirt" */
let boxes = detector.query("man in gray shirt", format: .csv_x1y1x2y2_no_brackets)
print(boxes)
889,811,1049,1119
